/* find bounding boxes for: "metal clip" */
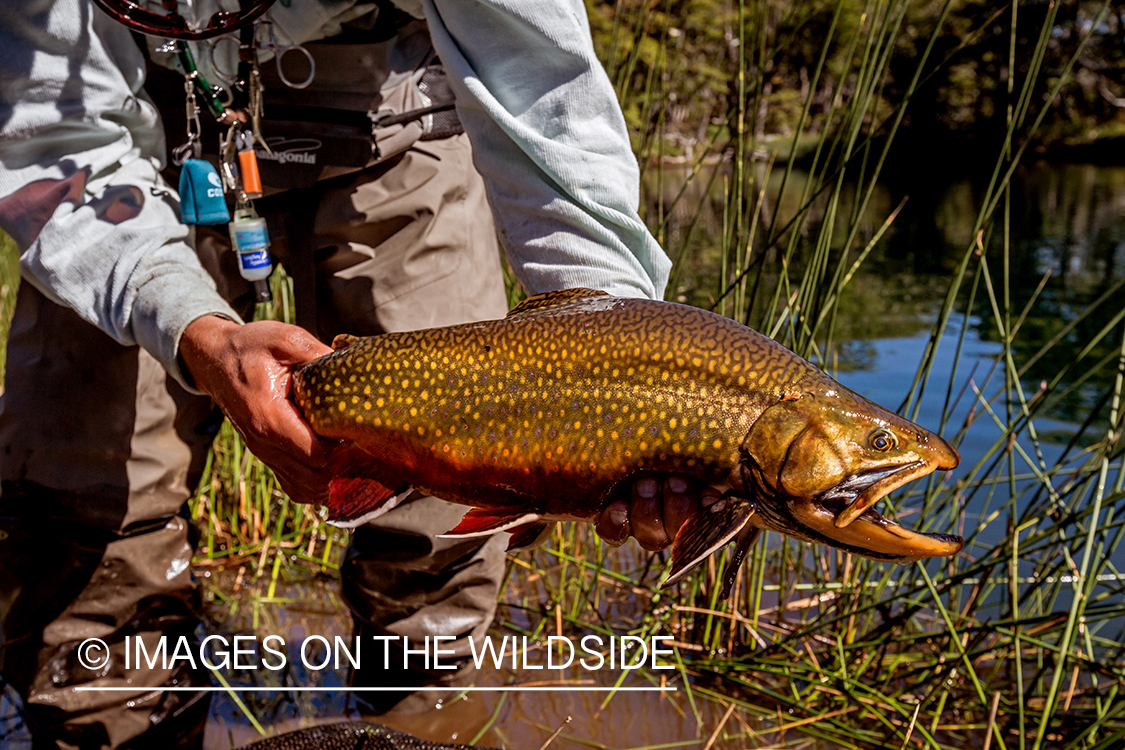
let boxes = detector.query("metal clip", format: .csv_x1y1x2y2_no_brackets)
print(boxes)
171,74,203,165
219,123,242,194
247,61,272,155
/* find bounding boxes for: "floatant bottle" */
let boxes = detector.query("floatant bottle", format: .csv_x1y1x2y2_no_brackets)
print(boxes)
229,197,273,303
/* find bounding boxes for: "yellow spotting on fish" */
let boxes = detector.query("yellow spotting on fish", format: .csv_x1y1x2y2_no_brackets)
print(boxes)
292,289,962,595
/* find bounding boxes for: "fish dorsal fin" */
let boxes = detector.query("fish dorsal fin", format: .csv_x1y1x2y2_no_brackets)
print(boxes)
506,288,610,318
331,333,362,351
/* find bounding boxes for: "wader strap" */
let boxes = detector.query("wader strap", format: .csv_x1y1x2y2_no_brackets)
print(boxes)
372,101,455,129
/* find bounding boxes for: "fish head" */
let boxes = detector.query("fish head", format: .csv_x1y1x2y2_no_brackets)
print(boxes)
741,382,962,563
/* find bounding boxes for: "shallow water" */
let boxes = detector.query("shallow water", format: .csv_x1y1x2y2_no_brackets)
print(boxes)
198,571,818,750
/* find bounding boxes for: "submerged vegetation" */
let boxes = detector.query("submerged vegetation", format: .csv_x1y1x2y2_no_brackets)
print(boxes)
2,0,1125,748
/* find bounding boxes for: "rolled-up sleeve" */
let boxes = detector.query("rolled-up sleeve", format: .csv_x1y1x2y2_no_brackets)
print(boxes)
0,1,241,391
421,0,671,300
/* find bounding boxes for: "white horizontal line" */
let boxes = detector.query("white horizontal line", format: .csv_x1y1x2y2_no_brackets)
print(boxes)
74,686,676,693
772,572,1125,590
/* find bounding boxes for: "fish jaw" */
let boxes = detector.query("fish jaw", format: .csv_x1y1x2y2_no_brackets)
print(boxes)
788,498,963,562
787,460,963,563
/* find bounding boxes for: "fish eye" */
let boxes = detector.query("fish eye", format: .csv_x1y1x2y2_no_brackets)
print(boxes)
870,430,896,452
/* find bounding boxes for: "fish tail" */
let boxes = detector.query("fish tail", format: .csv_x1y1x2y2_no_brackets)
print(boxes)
662,495,758,594
325,443,409,528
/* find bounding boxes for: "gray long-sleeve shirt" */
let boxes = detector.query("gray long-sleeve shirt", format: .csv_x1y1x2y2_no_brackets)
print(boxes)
0,0,671,391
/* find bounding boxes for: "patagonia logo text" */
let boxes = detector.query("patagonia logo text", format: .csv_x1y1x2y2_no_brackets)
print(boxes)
257,138,320,166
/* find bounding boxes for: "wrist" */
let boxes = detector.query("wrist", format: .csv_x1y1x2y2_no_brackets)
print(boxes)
180,315,241,395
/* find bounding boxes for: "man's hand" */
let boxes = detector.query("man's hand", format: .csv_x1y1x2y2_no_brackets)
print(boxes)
596,476,723,551
179,316,333,504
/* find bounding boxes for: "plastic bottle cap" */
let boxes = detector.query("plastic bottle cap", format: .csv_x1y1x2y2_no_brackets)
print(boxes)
253,279,272,303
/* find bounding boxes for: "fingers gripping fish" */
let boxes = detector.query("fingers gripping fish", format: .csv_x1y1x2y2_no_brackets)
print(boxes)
291,289,962,596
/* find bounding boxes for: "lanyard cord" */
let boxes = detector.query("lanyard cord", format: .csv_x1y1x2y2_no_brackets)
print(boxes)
175,41,228,121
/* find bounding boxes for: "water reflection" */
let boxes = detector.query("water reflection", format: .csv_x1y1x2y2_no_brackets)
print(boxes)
650,160,1125,437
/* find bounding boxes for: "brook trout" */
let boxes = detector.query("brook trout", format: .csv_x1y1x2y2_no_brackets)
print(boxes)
293,289,962,593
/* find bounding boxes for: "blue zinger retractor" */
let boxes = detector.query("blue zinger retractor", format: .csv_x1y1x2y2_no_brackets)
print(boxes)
178,159,231,225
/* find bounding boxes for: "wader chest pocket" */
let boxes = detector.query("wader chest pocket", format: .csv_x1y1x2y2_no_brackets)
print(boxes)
253,118,375,190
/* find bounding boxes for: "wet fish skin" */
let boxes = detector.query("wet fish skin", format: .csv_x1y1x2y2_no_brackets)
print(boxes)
242,721,499,750
292,289,962,587
296,290,792,516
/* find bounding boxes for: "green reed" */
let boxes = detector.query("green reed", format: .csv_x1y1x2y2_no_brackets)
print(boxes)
0,232,19,381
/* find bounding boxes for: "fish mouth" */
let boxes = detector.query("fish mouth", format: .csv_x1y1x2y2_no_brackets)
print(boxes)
788,462,963,562
832,437,960,529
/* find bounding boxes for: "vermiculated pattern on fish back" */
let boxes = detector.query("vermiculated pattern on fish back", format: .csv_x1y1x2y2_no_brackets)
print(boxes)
293,295,821,519
242,721,500,750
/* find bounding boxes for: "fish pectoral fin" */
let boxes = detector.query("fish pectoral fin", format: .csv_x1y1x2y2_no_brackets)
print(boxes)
506,288,609,318
505,521,554,551
331,333,362,350
662,497,757,590
325,443,409,528
719,526,762,600
439,508,543,538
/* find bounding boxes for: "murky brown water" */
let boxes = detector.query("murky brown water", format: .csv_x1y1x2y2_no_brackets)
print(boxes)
198,564,824,750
